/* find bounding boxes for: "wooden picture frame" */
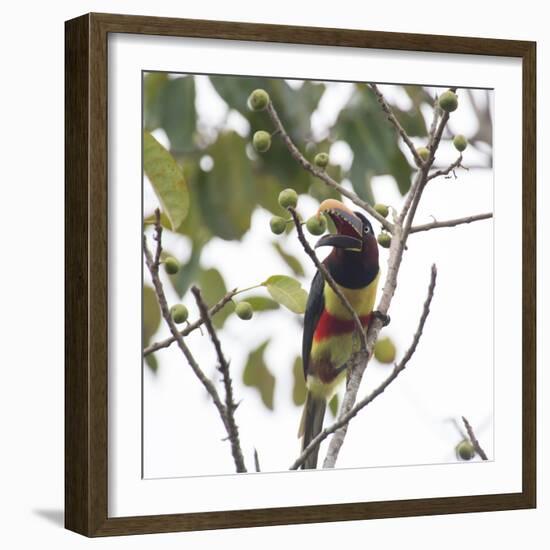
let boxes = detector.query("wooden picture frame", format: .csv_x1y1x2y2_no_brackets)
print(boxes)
65,12,536,537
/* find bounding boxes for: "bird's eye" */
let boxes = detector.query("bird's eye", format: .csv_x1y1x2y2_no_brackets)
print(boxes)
364,225,370,233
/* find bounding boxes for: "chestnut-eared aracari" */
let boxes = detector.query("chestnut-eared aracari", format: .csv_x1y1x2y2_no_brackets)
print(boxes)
299,199,380,469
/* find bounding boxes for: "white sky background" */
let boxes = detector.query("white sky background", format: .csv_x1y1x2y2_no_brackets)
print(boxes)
143,79,493,478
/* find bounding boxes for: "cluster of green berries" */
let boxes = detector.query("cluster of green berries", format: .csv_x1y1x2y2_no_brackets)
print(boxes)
248,89,273,154
373,204,392,248
269,188,329,237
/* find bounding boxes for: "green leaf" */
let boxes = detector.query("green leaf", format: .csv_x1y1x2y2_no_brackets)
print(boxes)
292,357,307,406
159,76,196,153
143,72,169,130
263,275,308,314
143,131,189,230
335,86,415,199
243,340,276,410
209,76,323,196
170,243,203,298
245,295,280,312
197,268,234,329
143,285,161,344
197,132,255,240
272,242,305,277
328,394,339,418
145,353,158,373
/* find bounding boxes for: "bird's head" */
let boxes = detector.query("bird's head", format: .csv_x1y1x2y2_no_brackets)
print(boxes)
314,199,376,254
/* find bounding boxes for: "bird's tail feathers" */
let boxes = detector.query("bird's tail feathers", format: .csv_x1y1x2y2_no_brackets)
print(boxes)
298,392,326,469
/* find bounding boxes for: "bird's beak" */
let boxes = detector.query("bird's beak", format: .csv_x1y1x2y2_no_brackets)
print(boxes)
314,199,363,251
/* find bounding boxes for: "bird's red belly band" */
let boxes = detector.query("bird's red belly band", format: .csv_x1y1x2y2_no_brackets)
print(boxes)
313,310,371,341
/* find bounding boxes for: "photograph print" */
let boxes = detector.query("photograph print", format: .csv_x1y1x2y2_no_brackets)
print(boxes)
142,72,493,478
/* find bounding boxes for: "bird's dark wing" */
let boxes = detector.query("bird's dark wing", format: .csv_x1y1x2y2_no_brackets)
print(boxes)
302,269,325,378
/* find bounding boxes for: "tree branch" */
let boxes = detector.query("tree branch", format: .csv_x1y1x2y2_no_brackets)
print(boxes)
291,264,438,470
143,289,238,356
265,101,394,233
288,206,367,352
191,286,246,472
462,416,489,461
143,209,246,473
410,212,492,234
369,82,425,167
427,154,463,181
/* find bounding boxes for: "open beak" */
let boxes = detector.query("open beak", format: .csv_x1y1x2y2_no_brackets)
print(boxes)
314,199,363,251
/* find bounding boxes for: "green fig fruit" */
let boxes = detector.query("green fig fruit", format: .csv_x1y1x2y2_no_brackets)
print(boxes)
270,216,287,235
453,134,468,152
164,256,180,275
170,304,189,324
252,130,271,153
417,147,430,161
439,90,458,113
456,439,475,461
377,233,391,249
374,204,389,218
306,214,327,236
247,89,270,111
235,301,253,320
313,152,329,168
278,188,298,209
374,337,396,363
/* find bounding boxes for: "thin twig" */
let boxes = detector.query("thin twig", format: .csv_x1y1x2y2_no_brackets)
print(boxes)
191,286,246,472
462,416,489,460
427,154,463,181
428,96,441,142
143,289,238,356
401,89,457,239
410,212,492,234
291,264,438,470
254,448,261,473
288,207,367,351
265,101,393,233
369,82,425,167
143,209,244,473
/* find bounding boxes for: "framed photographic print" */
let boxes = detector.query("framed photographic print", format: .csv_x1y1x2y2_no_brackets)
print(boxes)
65,13,536,537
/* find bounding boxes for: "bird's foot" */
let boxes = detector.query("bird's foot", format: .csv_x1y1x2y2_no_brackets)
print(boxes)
372,310,391,326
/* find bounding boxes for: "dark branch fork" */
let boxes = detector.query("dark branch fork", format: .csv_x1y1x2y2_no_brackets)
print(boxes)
143,210,247,473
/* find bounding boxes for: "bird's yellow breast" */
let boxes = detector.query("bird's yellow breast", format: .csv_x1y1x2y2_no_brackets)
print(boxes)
324,271,380,319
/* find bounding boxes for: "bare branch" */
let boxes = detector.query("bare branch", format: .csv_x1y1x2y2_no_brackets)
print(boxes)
401,90,456,237
143,289,238,356
427,154,464,181
291,264,438,470
369,82,425,167
143,209,245,473
265,101,393,233
462,416,489,460
191,286,246,472
410,212,492,234
288,206,367,352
